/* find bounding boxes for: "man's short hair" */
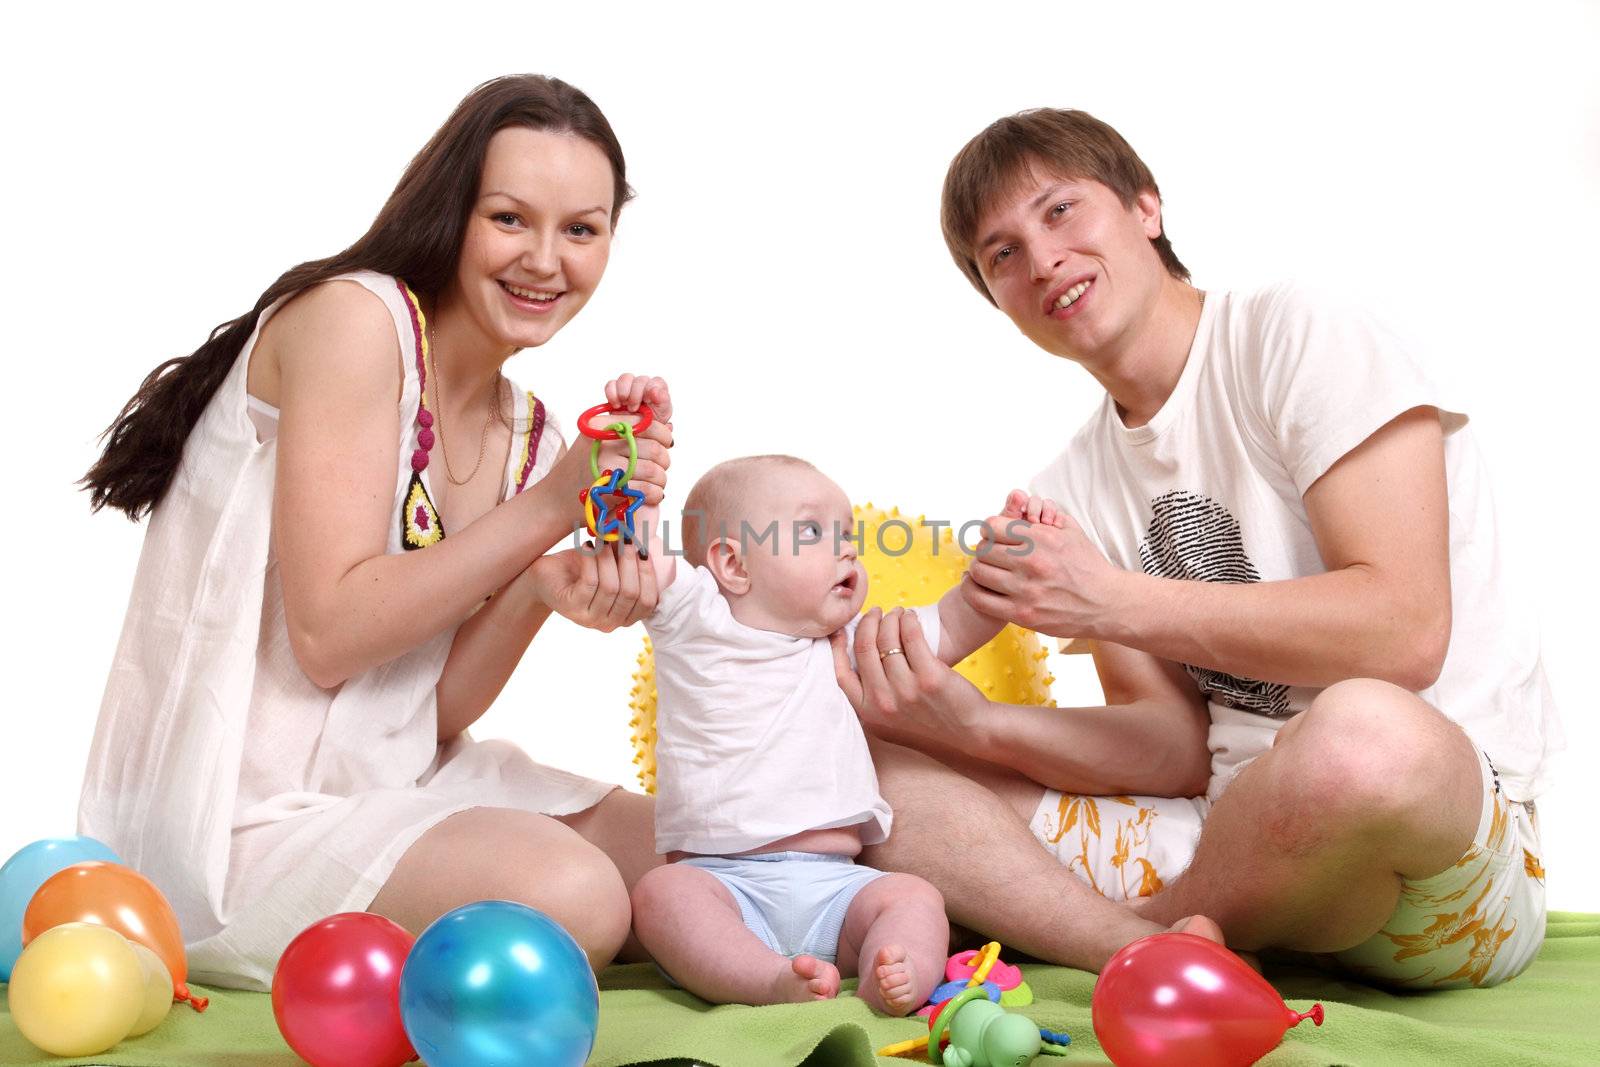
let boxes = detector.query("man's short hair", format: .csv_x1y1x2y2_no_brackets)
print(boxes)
941,108,1189,306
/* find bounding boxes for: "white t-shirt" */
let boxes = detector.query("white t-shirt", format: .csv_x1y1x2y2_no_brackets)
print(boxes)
1030,282,1562,803
645,564,940,855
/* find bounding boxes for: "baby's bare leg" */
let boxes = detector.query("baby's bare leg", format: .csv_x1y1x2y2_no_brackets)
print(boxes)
836,873,948,1016
630,864,839,1005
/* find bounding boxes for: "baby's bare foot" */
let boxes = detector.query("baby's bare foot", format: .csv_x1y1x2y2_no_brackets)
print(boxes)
772,954,839,1003
869,944,921,1016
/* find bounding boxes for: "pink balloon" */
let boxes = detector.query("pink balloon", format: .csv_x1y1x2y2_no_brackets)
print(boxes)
1092,933,1323,1067
271,913,416,1067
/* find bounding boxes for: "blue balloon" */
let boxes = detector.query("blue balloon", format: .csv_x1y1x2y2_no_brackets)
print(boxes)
0,836,123,980
399,900,598,1067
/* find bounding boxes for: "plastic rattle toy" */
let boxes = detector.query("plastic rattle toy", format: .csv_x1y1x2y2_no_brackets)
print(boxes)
879,987,1070,1065
921,942,1033,1018
880,943,1067,1066
576,402,653,552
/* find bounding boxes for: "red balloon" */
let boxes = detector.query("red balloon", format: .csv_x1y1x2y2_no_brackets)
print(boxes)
272,913,417,1067
1092,933,1323,1067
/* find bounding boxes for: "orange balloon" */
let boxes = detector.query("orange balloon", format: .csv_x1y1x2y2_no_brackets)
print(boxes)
22,861,208,1012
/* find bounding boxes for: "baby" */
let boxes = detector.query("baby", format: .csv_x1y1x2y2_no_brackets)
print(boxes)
628,454,1014,1015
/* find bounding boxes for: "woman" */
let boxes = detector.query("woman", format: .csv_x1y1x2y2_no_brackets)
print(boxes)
78,75,669,989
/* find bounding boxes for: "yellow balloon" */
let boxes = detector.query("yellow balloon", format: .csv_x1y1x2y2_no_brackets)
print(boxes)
628,503,1056,792
128,941,174,1037
7,921,143,1057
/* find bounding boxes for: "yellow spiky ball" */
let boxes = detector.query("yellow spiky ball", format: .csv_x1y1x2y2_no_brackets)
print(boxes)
626,503,1056,794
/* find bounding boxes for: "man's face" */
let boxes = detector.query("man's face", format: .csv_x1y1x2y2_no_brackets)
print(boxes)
973,167,1167,364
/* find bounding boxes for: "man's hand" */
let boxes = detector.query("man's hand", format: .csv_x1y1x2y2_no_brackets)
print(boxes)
527,542,658,633
963,504,1127,640
830,607,989,747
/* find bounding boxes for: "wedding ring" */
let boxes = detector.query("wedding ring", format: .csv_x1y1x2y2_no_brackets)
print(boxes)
879,648,904,661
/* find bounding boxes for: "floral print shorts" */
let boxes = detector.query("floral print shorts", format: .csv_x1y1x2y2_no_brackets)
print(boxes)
1027,748,1545,988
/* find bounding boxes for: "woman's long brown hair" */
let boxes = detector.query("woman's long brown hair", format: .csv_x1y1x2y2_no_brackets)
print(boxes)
83,74,632,520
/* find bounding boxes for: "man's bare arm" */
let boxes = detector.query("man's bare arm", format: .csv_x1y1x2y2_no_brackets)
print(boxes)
969,408,1451,690
840,608,1210,797
965,639,1210,797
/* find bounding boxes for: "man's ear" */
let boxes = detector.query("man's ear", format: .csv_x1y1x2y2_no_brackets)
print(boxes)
705,538,751,596
1136,188,1164,240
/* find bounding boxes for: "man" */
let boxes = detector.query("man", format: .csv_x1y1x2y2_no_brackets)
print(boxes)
837,109,1561,988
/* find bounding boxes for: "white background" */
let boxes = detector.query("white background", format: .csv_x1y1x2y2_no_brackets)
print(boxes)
7,2,1597,909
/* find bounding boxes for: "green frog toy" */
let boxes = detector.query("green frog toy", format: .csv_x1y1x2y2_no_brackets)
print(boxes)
925,988,1070,1066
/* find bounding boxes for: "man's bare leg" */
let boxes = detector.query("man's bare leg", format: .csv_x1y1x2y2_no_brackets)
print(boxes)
862,737,1217,971
1136,679,1482,952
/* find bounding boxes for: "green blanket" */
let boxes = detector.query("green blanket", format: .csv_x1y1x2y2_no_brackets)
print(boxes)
4,913,1597,1066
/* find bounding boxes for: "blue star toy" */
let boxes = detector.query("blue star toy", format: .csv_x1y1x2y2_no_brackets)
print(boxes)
589,467,648,551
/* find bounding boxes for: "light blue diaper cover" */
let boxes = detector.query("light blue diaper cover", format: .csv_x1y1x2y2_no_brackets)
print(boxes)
680,851,888,963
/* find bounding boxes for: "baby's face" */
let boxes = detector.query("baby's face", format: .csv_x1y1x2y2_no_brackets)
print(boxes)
738,467,867,638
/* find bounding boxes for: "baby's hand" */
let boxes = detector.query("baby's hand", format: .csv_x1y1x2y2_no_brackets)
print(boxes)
603,373,673,425
1001,488,1067,528
570,374,673,508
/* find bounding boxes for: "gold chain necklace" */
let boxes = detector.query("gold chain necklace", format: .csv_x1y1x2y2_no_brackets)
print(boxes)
426,328,498,487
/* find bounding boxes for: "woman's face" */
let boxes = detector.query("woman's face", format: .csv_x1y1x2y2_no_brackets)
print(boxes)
448,126,616,352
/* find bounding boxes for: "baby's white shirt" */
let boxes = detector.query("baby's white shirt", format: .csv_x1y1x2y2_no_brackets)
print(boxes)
644,564,939,856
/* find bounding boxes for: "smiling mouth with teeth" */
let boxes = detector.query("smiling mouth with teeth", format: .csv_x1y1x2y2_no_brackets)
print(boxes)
501,281,561,302
1054,280,1091,311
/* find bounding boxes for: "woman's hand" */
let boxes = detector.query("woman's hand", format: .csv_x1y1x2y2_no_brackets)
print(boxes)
962,496,1126,639
528,541,658,633
829,607,989,747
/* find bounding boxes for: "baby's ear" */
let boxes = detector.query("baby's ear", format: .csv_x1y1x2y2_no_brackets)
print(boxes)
705,538,751,596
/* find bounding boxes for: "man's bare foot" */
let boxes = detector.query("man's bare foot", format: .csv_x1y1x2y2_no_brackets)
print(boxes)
866,944,921,1016
1169,914,1260,972
1170,914,1225,943
772,954,839,1003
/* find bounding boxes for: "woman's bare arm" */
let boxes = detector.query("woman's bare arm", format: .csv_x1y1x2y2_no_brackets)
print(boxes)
270,283,664,687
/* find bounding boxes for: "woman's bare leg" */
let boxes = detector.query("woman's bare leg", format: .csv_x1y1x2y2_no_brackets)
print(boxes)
555,786,662,892
367,806,631,970
556,786,662,961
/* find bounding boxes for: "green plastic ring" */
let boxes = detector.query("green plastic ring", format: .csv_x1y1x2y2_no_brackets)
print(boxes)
928,988,990,1065
588,422,638,483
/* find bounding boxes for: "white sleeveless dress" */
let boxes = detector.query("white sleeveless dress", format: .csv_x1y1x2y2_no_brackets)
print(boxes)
78,270,615,990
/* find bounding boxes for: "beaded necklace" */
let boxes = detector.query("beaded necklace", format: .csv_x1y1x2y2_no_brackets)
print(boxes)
396,280,546,551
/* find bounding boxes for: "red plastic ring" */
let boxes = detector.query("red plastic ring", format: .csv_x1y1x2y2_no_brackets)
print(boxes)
577,402,654,440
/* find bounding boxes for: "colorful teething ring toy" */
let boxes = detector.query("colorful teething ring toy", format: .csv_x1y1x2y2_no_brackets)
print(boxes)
578,402,653,440
947,947,1023,991
575,402,654,545
927,987,991,1065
